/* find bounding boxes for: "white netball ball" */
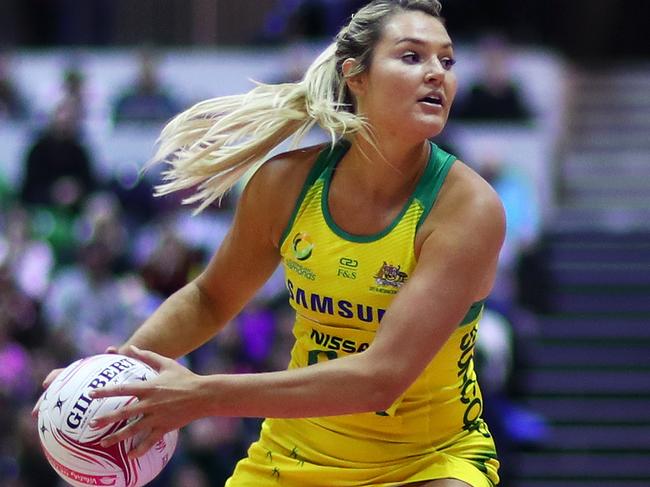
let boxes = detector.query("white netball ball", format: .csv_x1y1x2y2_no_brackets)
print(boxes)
37,354,178,487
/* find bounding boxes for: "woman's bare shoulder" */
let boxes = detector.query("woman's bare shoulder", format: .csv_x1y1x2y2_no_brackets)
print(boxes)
446,160,503,209
420,158,505,238
240,143,328,246
253,143,327,186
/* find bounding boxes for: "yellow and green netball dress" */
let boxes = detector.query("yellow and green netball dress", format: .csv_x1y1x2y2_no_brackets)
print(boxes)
226,141,500,487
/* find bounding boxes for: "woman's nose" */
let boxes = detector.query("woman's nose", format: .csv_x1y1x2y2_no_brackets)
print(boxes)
424,61,444,82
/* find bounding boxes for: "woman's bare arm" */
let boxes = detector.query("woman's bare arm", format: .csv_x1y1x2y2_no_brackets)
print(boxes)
92,163,505,452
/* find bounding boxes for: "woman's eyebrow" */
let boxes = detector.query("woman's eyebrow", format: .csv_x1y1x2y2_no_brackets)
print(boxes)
395,37,453,50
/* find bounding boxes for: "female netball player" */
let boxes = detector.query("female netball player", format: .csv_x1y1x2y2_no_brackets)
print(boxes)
43,1,505,485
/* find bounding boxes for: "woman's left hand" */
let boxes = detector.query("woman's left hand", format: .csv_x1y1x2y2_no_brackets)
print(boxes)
89,346,208,458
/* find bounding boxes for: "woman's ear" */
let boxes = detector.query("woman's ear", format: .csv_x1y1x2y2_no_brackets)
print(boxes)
342,58,366,97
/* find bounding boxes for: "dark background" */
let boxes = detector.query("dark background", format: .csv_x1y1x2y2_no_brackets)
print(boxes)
0,0,648,62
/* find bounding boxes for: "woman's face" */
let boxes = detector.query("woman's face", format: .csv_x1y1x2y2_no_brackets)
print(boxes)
348,10,457,141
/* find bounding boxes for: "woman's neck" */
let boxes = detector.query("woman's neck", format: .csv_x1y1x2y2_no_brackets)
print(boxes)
337,135,431,204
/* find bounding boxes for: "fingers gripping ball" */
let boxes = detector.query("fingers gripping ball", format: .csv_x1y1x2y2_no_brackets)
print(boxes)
37,354,178,487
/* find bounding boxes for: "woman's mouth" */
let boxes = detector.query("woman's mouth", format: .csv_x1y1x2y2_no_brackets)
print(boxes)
418,95,444,107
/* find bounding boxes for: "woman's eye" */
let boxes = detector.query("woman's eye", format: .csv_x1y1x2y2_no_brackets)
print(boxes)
440,57,456,70
402,52,420,64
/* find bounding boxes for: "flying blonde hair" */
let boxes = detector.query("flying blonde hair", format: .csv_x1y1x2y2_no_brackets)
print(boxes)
152,0,443,212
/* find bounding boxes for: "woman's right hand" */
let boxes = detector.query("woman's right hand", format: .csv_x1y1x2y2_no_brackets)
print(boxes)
31,367,64,418
31,346,120,418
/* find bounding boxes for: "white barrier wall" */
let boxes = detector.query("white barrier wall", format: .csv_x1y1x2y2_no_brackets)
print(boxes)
0,44,565,221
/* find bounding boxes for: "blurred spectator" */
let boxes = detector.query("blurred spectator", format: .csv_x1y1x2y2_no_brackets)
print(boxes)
477,155,540,315
475,306,548,485
480,157,540,269
20,101,99,212
0,306,33,402
236,304,277,371
112,48,181,125
269,42,313,84
74,191,130,266
42,237,149,357
16,406,61,487
138,227,204,299
0,52,28,121
0,397,21,486
0,173,13,208
0,204,55,302
60,65,86,126
172,193,235,259
0,265,49,487
0,205,53,353
264,0,366,42
171,462,211,487
19,99,100,263
108,166,161,225
455,33,532,122
182,416,247,486
475,308,514,399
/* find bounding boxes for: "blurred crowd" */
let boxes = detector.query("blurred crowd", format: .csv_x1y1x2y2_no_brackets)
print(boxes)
0,31,550,486
0,48,296,486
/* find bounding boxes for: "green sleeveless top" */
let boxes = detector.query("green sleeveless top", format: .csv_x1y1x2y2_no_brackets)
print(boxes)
260,140,497,479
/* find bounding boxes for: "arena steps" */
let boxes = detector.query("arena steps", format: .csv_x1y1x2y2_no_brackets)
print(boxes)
525,341,650,368
511,231,650,487
522,397,650,424
556,66,650,230
539,317,650,339
523,369,650,395
517,482,650,487
517,452,650,478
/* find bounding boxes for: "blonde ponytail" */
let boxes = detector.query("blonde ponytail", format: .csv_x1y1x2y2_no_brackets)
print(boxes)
152,0,443,212
151,43,369,213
